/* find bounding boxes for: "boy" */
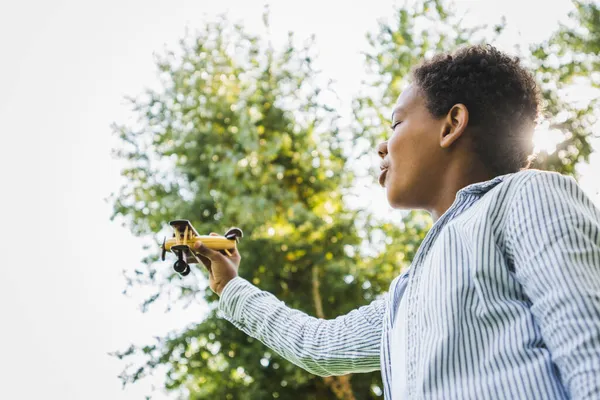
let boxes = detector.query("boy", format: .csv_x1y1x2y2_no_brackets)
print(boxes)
194,45,600,399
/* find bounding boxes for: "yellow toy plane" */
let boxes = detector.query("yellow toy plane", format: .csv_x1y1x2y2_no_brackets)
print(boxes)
161,220,243,276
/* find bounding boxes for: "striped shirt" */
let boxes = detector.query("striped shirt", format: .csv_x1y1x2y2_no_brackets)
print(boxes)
218,169,600,399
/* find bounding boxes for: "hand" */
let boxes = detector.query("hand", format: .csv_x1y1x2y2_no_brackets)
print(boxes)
193,229,241,296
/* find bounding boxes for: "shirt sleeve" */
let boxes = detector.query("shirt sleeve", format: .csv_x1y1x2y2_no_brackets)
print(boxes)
507,171,600,399
217,276,386,377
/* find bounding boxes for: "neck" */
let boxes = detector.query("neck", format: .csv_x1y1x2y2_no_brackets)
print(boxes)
428,159,495,221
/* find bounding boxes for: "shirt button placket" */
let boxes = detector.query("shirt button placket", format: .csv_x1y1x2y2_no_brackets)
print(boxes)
404,194,470,398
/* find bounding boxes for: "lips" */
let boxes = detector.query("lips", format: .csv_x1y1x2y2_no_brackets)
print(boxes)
379,169,388,187
379,159,390,187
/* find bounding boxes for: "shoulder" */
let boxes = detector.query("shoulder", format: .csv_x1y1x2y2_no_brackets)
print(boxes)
501,169,583,205
502,169,599,228
503,168,576,189
475,169,577,216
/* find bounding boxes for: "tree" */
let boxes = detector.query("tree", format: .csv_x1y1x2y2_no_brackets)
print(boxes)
110,2,598,399
529,0,600,173
111,13,383,399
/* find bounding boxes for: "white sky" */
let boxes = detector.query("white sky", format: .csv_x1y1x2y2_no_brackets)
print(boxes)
0,0,598,399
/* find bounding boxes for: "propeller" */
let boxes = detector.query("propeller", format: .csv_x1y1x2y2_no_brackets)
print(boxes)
161,237,167,261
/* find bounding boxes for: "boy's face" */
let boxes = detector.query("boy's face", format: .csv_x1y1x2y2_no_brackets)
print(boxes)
377,84,448,210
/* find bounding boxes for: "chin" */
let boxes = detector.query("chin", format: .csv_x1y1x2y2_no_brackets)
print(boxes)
386,184,415,210
386,186,404,209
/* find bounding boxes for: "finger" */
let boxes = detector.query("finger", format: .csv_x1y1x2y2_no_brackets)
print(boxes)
225,245,240,260
196,252,211,267
227,244,239,256
218,239,239,255
196,253,214,276
209,232,219,236
194,240,219,260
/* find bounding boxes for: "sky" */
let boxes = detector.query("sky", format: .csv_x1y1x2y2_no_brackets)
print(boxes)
0,0,598,399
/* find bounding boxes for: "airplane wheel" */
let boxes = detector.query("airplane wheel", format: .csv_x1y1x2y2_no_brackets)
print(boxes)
180,266,191,276
174,259,188,273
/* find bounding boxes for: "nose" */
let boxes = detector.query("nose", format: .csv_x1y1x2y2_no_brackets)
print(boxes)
377,141,388,159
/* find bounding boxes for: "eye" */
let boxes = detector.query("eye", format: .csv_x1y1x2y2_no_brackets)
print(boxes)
390,121,402,131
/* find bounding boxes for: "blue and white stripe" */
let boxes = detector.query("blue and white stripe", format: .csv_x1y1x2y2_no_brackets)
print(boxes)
219,169,600,399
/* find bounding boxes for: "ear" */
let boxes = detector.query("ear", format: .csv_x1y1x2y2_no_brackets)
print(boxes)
439,104,469,149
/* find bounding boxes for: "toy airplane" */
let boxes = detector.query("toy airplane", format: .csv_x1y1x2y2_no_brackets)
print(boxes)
161,220,243,276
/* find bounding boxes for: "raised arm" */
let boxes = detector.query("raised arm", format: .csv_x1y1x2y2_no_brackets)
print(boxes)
506,172,600,399
218,277,386,377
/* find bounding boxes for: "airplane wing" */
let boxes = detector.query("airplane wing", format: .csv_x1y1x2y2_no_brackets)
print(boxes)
167,220,202,263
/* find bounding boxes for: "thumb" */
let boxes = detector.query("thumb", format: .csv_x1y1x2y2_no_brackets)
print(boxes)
194,240,219,260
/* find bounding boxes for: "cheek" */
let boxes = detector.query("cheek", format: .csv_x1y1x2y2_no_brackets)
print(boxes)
387,131,403,163
390,122,435,168
387,126,413,169
386,133,409,190
387,125,424,189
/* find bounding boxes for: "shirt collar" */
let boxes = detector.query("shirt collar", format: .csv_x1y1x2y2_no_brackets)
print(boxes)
457,172,514,197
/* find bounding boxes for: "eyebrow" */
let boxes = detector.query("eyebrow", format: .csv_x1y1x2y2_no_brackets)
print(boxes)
391,106,405,122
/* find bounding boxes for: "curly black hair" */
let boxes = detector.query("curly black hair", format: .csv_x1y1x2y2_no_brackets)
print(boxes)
412,44,540,175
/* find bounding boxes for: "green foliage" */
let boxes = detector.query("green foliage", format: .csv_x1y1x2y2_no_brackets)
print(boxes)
529,0,599,173
110,2,598,399
110,14,385,399
532,1,600,86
